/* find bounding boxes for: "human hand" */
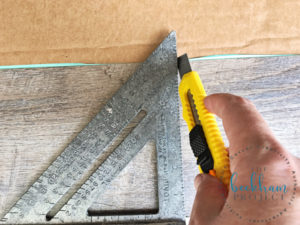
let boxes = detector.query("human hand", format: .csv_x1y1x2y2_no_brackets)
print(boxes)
189,94,300,225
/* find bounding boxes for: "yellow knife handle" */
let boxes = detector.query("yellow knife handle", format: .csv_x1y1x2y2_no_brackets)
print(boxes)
179,71,231,187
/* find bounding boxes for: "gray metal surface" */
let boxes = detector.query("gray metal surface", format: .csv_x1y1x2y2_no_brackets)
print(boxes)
1,31,185,224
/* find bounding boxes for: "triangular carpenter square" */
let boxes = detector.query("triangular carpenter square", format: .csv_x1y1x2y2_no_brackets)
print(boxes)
1,31,185,224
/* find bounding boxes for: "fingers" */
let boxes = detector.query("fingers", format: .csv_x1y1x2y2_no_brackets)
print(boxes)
204,93,276,151
189,174,227,225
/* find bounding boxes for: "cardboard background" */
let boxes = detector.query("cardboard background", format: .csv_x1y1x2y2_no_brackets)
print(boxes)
1,0,300,65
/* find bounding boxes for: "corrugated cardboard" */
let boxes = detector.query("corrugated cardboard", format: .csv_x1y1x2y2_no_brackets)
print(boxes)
0,0,300,65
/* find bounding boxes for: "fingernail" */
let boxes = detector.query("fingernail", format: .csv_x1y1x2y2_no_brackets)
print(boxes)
194,174,204,190
204,97,211,109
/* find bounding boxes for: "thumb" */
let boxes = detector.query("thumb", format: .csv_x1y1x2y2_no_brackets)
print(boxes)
189,174,227,225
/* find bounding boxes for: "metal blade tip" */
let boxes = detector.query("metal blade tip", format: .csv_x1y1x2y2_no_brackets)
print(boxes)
178,54,192,79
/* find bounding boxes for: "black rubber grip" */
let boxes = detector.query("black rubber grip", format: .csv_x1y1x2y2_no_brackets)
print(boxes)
189,125,214,173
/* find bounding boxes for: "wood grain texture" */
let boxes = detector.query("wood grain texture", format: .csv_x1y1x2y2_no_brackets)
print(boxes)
89,140,158,212
0,56,299,221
